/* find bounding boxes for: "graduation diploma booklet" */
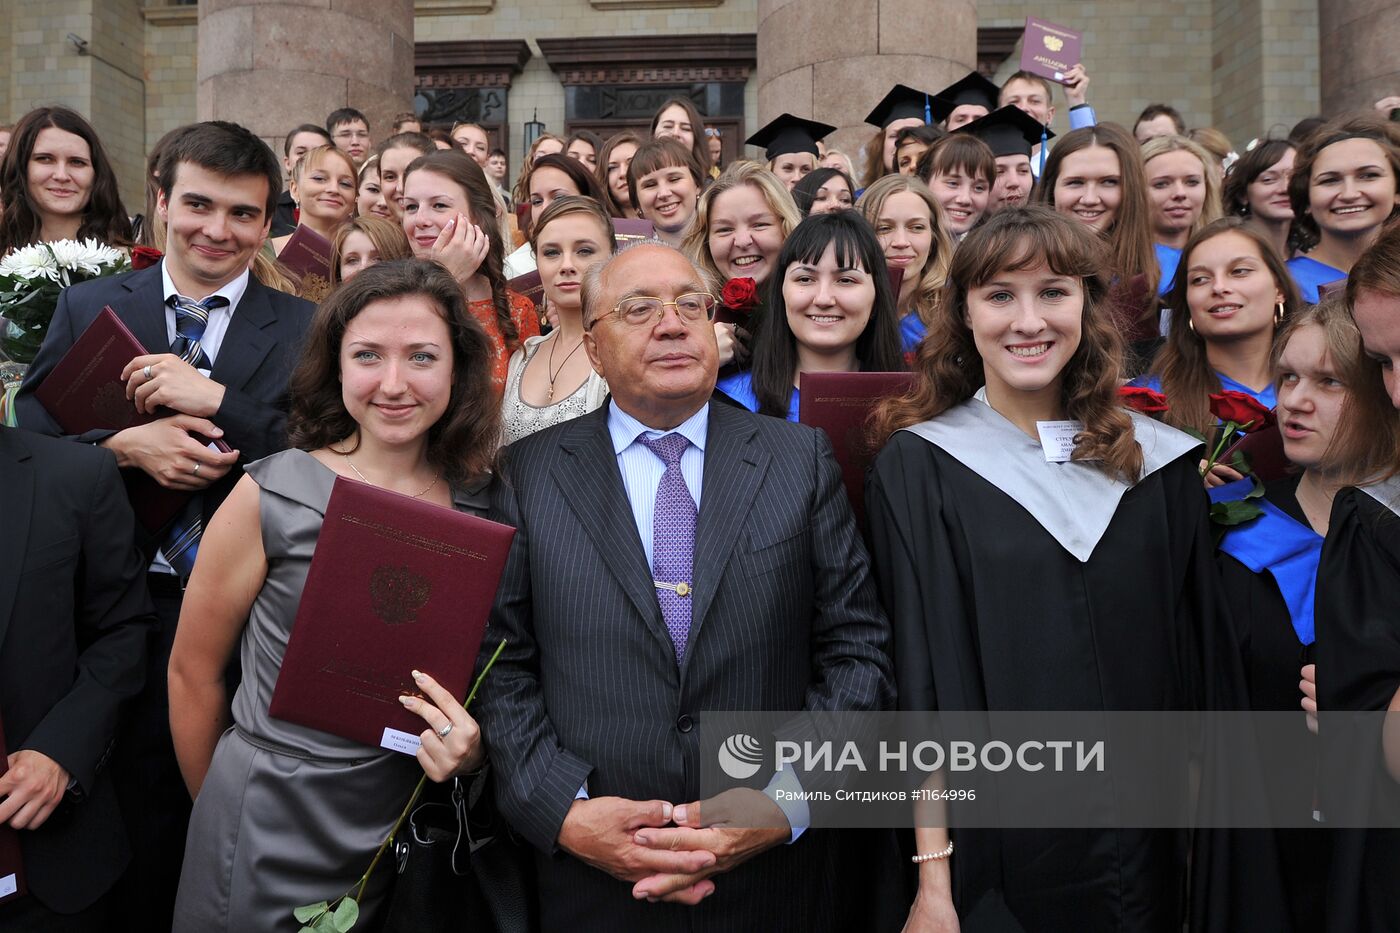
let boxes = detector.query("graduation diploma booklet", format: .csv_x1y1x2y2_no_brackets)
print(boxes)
507,269,544,310
277,225,334,302
0,714,26,904
268,477,515,754
612,218,656,244
1020,16,1082,84
32,306,233,533
799,371,917,524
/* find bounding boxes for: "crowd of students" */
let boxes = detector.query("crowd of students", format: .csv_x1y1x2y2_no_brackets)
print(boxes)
2,62,1400,933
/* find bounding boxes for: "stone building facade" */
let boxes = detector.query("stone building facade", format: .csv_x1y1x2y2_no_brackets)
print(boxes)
0,0,1383,211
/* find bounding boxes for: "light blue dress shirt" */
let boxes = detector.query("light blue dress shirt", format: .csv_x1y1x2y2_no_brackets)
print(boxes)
1031,103,1098,179
575,400,810,842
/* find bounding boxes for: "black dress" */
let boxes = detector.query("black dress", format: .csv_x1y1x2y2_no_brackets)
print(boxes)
1315,478,1400,933
866,397,1288,933
1215,475,1328,931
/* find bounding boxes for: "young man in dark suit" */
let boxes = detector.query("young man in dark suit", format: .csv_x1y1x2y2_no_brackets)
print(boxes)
476,243,895,932
0,425,154,932
15,120,316,929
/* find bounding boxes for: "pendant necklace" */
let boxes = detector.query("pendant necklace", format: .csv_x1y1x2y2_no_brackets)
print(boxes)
546,331,586,403
336,444,440,499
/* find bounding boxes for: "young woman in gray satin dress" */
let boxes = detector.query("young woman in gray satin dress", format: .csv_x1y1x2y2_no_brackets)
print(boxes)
168,259,501,932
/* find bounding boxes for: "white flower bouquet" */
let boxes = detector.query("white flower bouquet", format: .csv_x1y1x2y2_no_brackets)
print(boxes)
0,238,130,364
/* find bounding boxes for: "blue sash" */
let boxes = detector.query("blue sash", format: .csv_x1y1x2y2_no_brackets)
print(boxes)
1212,478,1321,645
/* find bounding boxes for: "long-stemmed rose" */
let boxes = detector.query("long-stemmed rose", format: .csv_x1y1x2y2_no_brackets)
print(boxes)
1202,390,1274,476
1199,390,1275,533
292,638,507,933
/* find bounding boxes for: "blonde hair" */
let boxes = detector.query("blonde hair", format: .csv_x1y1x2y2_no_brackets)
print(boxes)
823,149,856,179
1140,135,1224,239
857,174,954,329
682,162,802,284
290,144,356,186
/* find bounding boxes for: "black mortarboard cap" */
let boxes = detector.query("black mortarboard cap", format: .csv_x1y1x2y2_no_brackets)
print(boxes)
746,113,836,161
929,72,1002,123
954,106,1053,158
864,84,936,129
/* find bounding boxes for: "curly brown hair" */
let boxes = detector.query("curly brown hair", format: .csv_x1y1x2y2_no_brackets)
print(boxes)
871,205,1144,482
286,259,500,486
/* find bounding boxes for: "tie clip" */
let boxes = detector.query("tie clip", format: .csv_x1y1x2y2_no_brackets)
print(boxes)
654,580,691,597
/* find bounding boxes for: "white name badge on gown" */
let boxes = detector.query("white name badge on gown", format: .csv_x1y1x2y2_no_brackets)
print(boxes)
1036,420,1085,463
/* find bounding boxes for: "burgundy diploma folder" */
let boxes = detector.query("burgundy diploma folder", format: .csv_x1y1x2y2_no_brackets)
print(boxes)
1019,16,1083,85
32,306,233,533
799,371,917,525
0,714,27,904
507,269,544,309
277,226,334,303
612,218,656,243
1224,424,1290,483
268,477,515,750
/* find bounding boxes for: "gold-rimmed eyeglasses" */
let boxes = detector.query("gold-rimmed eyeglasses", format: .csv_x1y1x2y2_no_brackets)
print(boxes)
591,292,718,329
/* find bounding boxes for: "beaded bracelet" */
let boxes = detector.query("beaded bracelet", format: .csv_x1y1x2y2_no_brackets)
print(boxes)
910,840,955,863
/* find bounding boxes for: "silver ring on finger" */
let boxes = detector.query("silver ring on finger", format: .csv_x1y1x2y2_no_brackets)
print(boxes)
143,364,153,379
192,462,201,476
436,722,453,739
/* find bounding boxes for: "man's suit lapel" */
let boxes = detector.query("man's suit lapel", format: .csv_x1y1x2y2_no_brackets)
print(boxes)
210,279,277,392
552,410,673,654
0,429,34,651
118,265,172,355
689,403,767,641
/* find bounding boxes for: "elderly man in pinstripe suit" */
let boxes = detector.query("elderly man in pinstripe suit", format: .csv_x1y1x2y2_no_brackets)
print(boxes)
476,242,895,932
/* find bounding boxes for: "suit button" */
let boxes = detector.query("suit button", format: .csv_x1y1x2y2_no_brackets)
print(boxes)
676,715,693,733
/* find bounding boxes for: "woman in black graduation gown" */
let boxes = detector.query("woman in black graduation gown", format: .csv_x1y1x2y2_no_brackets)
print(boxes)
1214,295,1399,931
866,206,1270,933
1312,225,1400,933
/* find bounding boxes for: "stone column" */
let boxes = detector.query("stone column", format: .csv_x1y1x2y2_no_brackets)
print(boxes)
1210,0,1319,146
757,0,977,172
197,0,414,153
1319,1,1400,116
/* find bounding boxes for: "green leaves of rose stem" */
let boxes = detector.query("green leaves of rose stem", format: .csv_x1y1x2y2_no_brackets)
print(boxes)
292,638,508,932
293,898,358,932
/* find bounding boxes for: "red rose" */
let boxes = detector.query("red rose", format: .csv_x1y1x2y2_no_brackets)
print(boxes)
131,245,163,270
721,276,759,313
1118,385,1170,415
1209,390,1275,429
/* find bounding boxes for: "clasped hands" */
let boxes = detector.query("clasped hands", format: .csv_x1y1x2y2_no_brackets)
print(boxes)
103,355,239,489
558,788,791,906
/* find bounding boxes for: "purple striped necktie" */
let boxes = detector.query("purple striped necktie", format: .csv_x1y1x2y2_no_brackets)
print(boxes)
640,432,695,659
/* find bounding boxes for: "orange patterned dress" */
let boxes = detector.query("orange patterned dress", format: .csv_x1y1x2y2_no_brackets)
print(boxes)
468,290,541,395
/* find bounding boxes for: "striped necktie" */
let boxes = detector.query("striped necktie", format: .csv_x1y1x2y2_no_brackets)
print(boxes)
168,293,227,371
162,293,228,576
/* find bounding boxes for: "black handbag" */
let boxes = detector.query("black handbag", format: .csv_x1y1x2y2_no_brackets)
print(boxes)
378,765,536,933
